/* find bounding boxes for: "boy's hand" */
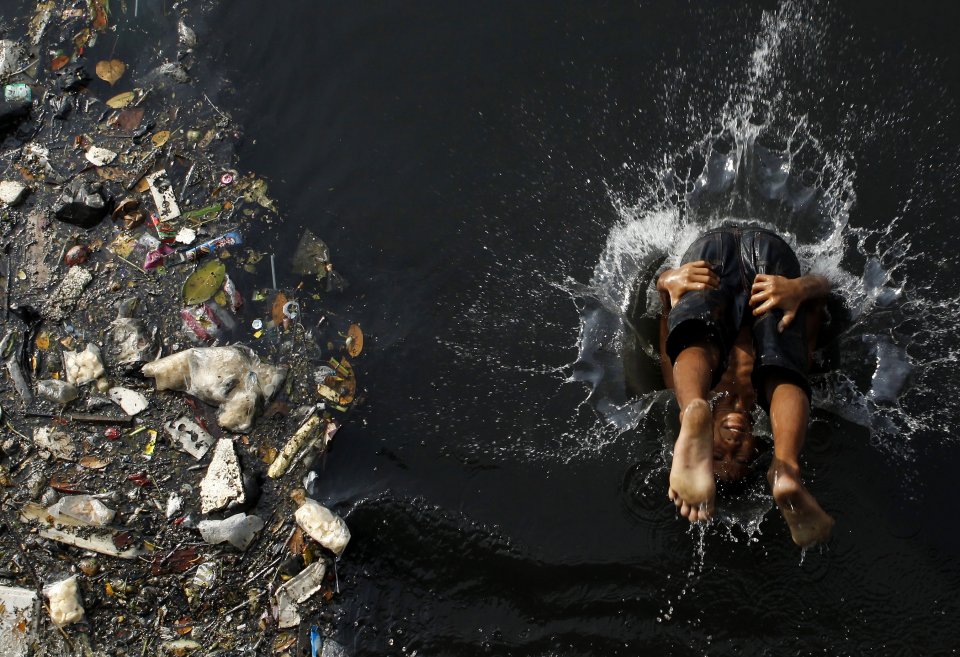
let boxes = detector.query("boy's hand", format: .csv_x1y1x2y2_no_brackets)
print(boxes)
749,274,804,331
657,260,719,308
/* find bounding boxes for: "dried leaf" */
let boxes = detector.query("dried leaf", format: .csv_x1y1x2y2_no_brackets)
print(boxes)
114,107,144,131
106,91,135,109
91,0,108,30
79,456,110,470
51,55,70,71
95,59,125,85
182,259,226,306
346,323,363,357
151,547,201,575
151,130,171,147
287,527,306,556
35,332,50,350
271,292,288,327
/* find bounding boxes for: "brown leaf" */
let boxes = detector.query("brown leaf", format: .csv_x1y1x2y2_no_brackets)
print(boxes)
286,527,306,556
271,292,288,327
79,456,110,470
51,55,70,71
346,323,364,357
96,59,126,85
114,107,144,131
151,547,201,575
151,130,171,147
49,478,85,494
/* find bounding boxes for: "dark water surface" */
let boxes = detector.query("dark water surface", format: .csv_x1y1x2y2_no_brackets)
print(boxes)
195,2,960,655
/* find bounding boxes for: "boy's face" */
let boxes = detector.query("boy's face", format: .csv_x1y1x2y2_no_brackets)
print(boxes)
712,409,757,482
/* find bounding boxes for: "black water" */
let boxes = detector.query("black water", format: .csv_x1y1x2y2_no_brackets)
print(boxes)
199,2,960,654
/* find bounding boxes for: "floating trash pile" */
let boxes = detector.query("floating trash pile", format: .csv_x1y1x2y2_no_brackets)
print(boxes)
0,3,358,655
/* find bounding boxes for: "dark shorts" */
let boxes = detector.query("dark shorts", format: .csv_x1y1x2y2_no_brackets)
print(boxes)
665,225,812,411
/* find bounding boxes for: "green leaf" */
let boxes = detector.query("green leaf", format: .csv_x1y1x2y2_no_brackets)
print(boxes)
182,259,225,306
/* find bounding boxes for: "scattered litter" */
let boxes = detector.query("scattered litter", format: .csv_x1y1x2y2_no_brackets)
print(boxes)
143,345,285,431
37,379,79,404
0,181,29,206
197,512,265,550
294,498,351,557
48,494,116,526
0,586,38,657
43,576,84,626
164,416,214,459
108,386,149,415
32,426,76,460
0,5,364,651
199,438,245,513
63,343,105,385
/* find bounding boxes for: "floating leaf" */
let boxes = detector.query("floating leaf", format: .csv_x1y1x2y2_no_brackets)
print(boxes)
51,55,70,71
95,59,125,85
106,91,135,108
79,456,110,470
113,107,144,131
91,0,108,30
151,130,171,147
271,292,288,327
346,323,363,357
182,259,226,306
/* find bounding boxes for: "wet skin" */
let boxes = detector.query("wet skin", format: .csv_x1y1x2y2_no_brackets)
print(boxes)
658,261,835,546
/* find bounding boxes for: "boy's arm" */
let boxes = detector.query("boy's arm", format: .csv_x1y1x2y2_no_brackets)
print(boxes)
749,274,831,332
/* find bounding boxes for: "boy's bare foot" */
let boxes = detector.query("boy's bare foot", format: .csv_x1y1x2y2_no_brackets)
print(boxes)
768,460,835,547
668,399,715,522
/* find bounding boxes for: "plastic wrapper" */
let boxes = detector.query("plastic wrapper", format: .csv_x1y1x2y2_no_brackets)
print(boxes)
63,343,105,386
43,576,84,626
294,498,351,556
142,345,286,431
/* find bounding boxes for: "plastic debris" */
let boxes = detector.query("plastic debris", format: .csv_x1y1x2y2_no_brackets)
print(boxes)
0,586,38,657
142,345,286,431
0,181,29,206
199,438,246,513
43,576,85,626
32,426,76,460
269,412,326,478
108,386,149,415
84,145,117,166
36,379,79,404
21,502,143,559
48,494,116,526
146,169,181,221
54,178,111,229
294,498,351,557
63,343,105,385
277,561,327,604
164,416,214,459
197,512,265,550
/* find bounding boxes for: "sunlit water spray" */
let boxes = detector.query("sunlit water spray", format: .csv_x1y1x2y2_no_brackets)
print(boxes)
571,0,960,537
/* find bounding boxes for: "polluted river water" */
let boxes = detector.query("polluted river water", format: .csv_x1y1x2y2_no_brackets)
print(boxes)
3,1,960,656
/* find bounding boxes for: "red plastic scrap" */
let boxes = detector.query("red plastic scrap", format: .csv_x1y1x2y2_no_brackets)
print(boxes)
126,472,151,486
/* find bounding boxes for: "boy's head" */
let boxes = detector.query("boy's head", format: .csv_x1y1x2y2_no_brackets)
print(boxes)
711,408,760,482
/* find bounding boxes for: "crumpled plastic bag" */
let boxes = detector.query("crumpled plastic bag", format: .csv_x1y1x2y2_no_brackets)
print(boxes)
141,345,285,432
63,343,105,386
106,299,159,369
44,576,85,626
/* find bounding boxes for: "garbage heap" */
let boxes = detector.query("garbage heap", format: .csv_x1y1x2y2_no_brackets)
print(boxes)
0,3,358,656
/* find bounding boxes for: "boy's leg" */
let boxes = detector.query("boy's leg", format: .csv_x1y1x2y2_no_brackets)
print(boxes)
668,340,719,522
765,374,835,546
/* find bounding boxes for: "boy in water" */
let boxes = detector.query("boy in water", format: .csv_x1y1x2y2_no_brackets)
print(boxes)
656,225,835,547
